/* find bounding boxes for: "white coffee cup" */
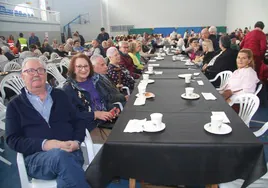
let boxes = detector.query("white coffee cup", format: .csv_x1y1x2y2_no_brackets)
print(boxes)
172,56,176,61
210,115,223,132
143,74,149,80
185,74,192,83
150,113,163,129
157,53,161,57
159,48,163,52
68,51,71,56
148,66,153,73
185,87,194,97
138,84,146,96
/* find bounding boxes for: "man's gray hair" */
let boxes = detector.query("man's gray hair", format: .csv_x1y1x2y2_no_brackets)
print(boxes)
1,46,10,53
208,26,217,34
21,57,47,70
66,38,73,44
106,47,118,58
118,41,128,48
90,54,105,65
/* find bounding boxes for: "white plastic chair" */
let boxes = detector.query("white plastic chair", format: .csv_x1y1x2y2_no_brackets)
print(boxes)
122,86,130,95
17,129,100,188
0,73,25,100
229,93,260,126
50,52,59,61
46,63,66,88
209,71,232,90
254,83,262,95
219,163,268,188
58,58,70,73
3,61,22,72
38,55,48,63
0,99,12,166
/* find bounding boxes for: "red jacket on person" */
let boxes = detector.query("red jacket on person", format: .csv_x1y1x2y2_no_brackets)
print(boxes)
119,51,140,79
240,29,267,80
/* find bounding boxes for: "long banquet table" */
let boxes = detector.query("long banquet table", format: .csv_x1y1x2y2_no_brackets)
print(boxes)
85,55,267,188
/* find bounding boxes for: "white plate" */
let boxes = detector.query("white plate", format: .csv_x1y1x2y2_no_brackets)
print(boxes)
178,74,192,78
167,53,174,56
204,123,232,135
155,57,164,60
149,59,157,62
143,121,166,132
140,79,155,84
181,93,200,100
136,92,155,99
144,71,154,75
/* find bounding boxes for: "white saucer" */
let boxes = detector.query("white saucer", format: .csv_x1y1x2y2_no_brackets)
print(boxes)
143,121,166,132
140,79,155,84
144,71,154,75
136,92,155,99
167,53,174,56
178,74,192,78
155,57,164,60
149,59,156,62
204,123,232,135
181,93,200,100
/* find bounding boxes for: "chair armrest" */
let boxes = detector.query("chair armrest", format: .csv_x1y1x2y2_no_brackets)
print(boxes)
122,86,130,95
113,102,123,111
17,153,30,188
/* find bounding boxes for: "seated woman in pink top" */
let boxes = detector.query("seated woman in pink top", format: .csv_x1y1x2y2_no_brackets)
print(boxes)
221,48,259,104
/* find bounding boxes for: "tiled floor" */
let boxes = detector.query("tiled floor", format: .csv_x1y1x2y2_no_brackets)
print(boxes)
0,107,267,188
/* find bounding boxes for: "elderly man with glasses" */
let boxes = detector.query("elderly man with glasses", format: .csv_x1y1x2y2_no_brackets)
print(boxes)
5,57,90,188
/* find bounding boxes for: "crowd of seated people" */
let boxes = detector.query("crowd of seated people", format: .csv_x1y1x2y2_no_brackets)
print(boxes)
1,21,267,188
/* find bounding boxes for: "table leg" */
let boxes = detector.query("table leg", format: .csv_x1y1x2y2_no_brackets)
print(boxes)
129,178,136,188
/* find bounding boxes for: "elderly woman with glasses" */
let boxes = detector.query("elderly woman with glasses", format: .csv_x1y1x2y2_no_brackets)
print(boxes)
63,53,120,143
107,47,135,92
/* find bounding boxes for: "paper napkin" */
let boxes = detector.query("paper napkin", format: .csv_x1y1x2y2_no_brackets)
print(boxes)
197,80,204,85
201,93,217,100
148,64,160,67
134,96,146,106
124,119,147,133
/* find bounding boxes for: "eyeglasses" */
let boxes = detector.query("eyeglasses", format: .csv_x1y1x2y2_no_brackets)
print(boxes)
23,67,46,75
75,65,90,70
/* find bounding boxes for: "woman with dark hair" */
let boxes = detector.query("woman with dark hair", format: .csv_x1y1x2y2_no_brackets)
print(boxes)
204,35,238,87
63,53,119,143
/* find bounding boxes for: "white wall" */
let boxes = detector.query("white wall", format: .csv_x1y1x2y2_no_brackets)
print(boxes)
0,20,61,43
226,0,268,33
105,0,227,28
50,0,103,41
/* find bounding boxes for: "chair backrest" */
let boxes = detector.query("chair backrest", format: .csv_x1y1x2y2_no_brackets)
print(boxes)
254,82,262,95
233,93,260,126
212,71,232,88
46,63,66,88
3,61,22,72
59,57,70,73
50,52,59,60
0,98,6,130
39,55,48,63
0,73,25,100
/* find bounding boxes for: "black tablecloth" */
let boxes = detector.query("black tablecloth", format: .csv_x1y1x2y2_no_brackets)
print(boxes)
148,55,198,70
85,57,267,188
148,68,201,79
124,77,234,113
86,112,267,188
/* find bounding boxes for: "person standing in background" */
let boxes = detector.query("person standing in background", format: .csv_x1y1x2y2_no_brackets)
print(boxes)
97,28,110,43
76,31,85,46
7,35,15,51
29,33,39,46
18,33,28,50
240,21,267,80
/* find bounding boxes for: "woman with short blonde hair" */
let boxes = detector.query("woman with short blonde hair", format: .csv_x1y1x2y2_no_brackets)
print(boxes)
128,42,144,70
